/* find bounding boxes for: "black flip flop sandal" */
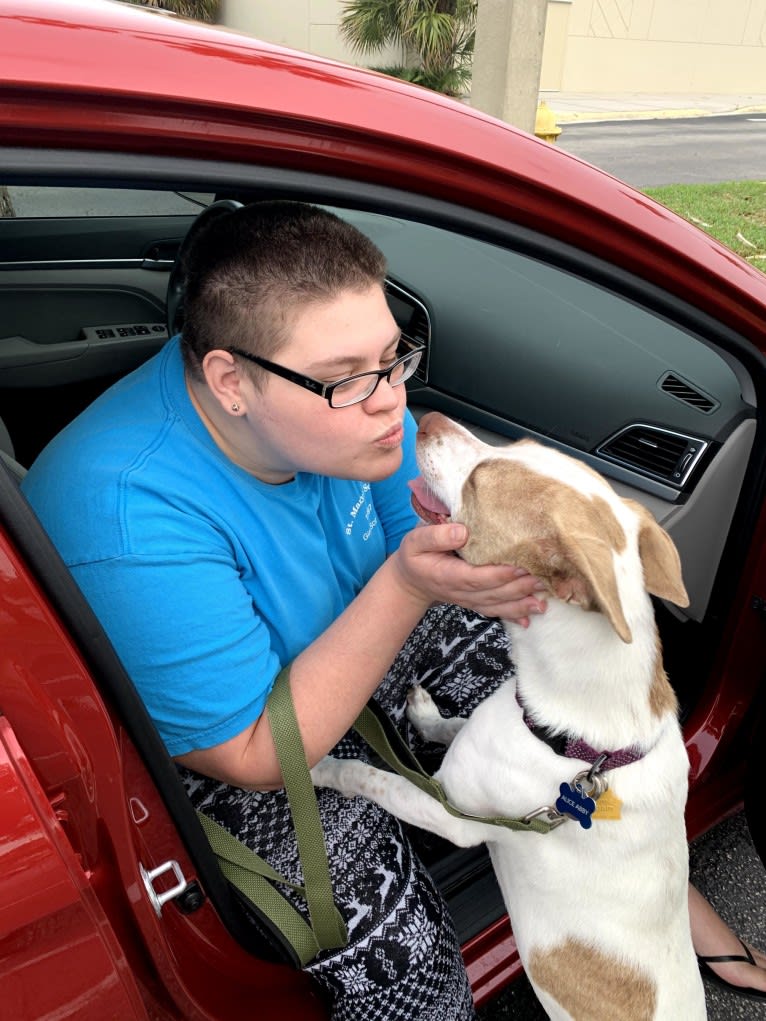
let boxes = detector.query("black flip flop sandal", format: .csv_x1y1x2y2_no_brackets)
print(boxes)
697,938,766,1001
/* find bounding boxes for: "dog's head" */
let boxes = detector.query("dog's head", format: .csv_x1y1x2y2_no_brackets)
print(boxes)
409,413,688,643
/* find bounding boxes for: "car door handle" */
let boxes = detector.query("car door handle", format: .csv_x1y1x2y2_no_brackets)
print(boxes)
140,238,181,270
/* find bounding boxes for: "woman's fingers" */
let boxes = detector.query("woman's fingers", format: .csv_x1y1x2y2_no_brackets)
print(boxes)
394,524,548,620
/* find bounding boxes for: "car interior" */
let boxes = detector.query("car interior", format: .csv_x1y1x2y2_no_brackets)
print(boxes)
1,153,765,962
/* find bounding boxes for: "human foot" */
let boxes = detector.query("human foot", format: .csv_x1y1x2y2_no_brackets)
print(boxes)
689,883,766,997
698,939,766,999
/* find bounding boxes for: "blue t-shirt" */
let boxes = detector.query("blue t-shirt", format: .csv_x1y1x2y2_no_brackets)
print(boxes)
22,338,419,756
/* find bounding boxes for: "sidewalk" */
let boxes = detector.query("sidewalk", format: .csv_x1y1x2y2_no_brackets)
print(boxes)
540,90,766,123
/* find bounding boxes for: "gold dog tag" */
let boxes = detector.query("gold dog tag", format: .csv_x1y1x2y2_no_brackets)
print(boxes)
592,788,622,821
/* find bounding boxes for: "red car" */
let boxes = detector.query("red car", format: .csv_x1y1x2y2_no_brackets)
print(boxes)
1,2,764,1018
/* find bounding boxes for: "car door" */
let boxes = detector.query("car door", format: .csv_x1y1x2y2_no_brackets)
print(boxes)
2,48,766,1009
0,187,210,466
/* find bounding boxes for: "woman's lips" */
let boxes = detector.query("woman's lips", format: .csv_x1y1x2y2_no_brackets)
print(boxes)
375,425,404,448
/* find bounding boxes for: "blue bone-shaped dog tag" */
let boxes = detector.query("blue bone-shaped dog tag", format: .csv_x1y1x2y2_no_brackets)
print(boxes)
556,782,597,829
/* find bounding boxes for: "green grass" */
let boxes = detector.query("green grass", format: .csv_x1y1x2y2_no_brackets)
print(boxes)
643,180,766,269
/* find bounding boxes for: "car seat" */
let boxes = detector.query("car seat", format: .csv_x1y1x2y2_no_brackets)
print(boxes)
0,416,26,480
166,199,242,336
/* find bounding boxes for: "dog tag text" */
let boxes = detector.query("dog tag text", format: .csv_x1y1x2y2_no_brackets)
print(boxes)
555,782,597,828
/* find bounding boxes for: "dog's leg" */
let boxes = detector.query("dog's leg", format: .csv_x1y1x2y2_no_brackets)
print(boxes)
311,757,487,848
406,685,467,747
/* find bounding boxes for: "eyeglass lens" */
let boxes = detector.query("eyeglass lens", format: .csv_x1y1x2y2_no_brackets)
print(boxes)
330,347,422,407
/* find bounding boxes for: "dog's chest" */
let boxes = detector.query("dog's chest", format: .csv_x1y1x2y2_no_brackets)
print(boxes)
435,682,688,840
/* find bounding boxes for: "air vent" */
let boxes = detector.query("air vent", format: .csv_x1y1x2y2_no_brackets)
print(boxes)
597,425,708,487
385,278,431,383
659,372,719,414
407,306,430,347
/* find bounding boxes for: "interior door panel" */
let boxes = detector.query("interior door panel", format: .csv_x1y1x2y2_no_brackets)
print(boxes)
0,215,196,463
0,213,193,263
0,274,169,384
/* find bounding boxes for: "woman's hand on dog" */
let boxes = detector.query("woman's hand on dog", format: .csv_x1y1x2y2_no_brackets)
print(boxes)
392,522,547,626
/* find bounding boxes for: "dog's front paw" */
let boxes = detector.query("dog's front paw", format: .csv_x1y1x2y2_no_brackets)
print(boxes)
408,682,437,722
407,684,466,746
310,756,345,791
407,685,441,730
311,756,367,799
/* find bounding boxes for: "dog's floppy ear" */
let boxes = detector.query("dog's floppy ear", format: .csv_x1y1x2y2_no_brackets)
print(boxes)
490,531,633,643
534,526,633,645
459,462,633,643
623,499,689,607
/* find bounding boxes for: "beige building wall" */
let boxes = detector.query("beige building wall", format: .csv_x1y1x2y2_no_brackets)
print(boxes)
219,0,400,67
543,0,766,92
540,1,575,91
220,0,766,96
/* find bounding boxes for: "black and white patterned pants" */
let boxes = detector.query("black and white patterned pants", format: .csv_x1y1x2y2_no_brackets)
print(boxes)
180,606,514,1021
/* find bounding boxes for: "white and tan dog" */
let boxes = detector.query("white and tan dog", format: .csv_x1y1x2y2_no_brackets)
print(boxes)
312,412,706,1021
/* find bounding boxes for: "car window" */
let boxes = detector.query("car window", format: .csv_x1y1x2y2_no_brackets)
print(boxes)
317,203,754,629
0,186,213,217
329,206,748,492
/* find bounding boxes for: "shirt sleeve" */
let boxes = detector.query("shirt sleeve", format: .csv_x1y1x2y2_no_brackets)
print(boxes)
69,544,281,758
370,409,420,554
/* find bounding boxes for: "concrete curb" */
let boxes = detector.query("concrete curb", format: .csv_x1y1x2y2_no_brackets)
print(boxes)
553,105,766,125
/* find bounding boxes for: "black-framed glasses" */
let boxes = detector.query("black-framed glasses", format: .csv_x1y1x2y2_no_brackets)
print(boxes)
226,337,425,408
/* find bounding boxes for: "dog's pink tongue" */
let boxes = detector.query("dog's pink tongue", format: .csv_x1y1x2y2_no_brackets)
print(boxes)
408,477,451,525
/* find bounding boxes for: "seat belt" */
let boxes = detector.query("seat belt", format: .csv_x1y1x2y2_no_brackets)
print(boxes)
199,670,559,966
197,666,347,967
196,810,333,966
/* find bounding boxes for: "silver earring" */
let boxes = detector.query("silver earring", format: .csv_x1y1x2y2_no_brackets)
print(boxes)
231,402,240,414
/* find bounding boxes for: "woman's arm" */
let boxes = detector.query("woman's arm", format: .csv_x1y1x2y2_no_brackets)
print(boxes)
176,519,545,789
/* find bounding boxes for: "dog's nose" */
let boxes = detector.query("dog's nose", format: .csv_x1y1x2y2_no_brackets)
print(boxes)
417,411,449,438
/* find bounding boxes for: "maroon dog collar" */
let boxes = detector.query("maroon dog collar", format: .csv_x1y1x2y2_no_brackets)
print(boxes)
516,692,644,770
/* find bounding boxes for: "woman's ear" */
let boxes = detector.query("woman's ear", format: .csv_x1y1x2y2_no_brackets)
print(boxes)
201,349,247,416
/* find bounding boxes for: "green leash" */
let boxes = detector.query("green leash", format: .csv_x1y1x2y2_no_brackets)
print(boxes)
199,670,558,967
197,667,347,967
354,699,559,835
196,810,336,966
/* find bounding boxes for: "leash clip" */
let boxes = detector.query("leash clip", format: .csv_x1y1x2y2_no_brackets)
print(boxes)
522,805,568,829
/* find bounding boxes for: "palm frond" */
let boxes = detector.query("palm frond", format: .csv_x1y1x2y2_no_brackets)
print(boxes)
341,0,476,94
121,0,220,20
340,0,402,53
402,10,456,68
372,64,425,83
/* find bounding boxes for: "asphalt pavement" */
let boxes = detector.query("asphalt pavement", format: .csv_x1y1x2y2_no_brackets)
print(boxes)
476,89,766,1020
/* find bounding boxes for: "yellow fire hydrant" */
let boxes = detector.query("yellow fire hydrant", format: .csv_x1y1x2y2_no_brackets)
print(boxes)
534,100,562,143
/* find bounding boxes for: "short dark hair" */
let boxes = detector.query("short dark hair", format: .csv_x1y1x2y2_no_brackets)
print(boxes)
180,201,387,381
